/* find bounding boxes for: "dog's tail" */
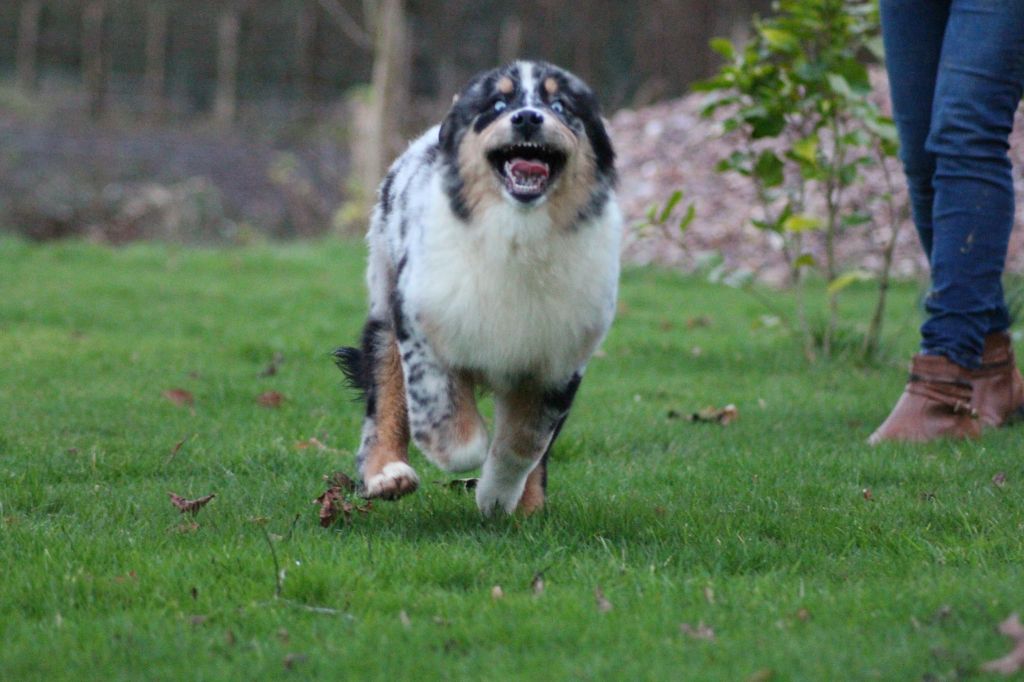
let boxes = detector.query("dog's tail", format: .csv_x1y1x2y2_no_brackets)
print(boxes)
332,346,368,398
333,319,387,402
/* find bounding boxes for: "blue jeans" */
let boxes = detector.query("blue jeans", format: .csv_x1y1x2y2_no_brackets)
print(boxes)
881,0,1024,369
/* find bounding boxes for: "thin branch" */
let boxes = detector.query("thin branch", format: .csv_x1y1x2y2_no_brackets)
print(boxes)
257,522,282,599
317,0,373,50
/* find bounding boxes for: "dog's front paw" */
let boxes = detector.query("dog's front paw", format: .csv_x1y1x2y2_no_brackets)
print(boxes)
362,461,420,500
475,469,528,516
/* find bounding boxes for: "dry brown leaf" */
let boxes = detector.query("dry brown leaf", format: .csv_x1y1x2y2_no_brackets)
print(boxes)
283,653,307,670
680,621,716,641
595,586,613,613
687,315,713,329
982,613,1024,676
257,391,284,408
993,472,1007,488
314,473,364,527
862,488,874,501
259,352,284,377
687,404,739,426
168,492,215,515
795,607,811,622
325,471,357,493
295,437,327,451
173,521,199,534
165,435,190,464
163,388,194,406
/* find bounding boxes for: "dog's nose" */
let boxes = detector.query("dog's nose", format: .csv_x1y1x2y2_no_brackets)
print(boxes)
511,109,544,137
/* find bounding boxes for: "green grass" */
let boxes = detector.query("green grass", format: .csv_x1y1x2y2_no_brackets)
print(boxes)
1,237,1021,681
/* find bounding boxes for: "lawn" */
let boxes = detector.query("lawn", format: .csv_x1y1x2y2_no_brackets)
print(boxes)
1,237,1021,681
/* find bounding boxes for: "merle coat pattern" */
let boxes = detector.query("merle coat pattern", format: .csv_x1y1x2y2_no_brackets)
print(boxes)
336,61,621,515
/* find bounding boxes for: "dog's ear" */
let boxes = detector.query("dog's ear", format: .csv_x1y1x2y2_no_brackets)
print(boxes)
438,104,461,153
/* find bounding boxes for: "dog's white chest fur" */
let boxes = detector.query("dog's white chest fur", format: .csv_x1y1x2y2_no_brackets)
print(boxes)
403,176,621,385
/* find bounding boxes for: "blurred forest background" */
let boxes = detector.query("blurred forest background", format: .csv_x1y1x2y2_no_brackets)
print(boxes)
0,0,769,243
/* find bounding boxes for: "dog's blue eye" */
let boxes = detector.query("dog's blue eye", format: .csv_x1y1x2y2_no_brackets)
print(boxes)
493,101,507,113
550,101,565,115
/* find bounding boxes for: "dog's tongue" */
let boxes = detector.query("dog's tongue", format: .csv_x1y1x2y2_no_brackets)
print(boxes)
509,158,550,180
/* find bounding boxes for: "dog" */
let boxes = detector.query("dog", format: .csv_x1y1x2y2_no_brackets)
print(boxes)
335,61,621,515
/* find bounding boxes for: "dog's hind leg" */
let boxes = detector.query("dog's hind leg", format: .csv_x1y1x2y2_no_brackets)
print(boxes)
476,373,581,516
338,319,418,500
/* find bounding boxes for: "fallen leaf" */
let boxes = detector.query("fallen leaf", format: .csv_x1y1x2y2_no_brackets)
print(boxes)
260,352,285,377
446,478,478,491
491,585,504,600
163,389,194,407
531,571,545,596
257,391,284,408
166,435,189,464
173,521,199,534
595,585,613,613
314,473,364,527
687,404,739,426
862,488,873,501
993,472,1007,488
168,492,215,515
687,315,713,328
189,615,208,626
295,437,328,451
325,471,357,493
680,621,716,641
314,487,351,528
982,613,1024,676
795,607,811,621
283,653,307,670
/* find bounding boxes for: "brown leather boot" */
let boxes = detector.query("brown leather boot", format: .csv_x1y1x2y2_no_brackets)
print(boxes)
868,354,981,444
970,331,1024,428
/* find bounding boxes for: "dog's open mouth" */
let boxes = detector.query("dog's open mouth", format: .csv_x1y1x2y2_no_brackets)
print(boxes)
487,143,567,202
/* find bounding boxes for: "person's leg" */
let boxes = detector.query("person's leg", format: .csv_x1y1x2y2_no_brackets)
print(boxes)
921,0,1024,368
879,0,950,260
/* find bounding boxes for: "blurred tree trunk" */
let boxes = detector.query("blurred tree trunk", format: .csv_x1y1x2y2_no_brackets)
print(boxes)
295,1,318,103
356,0,409,194
82,0,108,119
498,15,522,65
17,0,42,93
144,1,169,120
214,6,241,125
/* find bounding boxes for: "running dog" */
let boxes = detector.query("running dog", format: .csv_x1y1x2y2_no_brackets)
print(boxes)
335,61,621,515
